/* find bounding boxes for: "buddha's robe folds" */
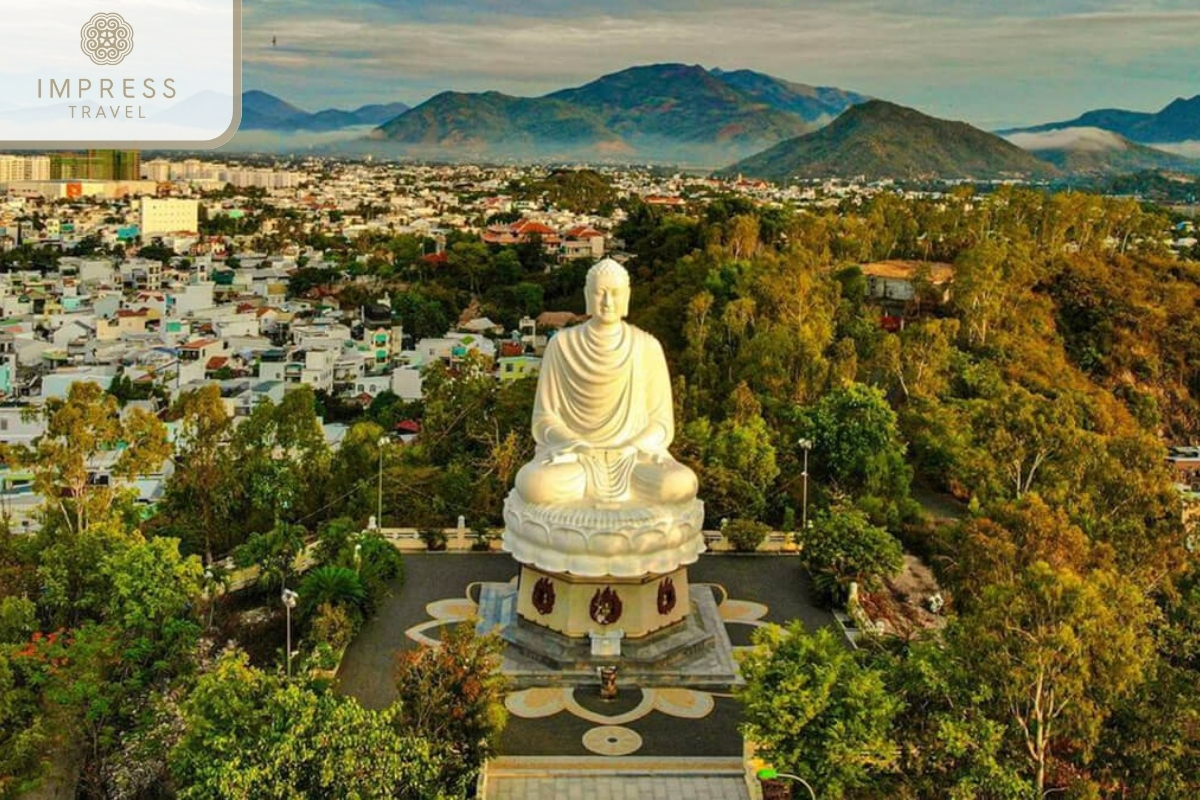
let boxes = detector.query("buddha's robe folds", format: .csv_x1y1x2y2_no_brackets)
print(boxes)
514,321,697,507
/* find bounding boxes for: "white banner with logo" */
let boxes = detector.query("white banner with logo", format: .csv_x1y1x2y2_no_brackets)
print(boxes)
0,0,240,147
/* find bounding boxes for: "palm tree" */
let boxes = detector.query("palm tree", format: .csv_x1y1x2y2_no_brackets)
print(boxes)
299,565,366,616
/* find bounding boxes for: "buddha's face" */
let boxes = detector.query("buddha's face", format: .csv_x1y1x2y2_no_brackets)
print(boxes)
587,276,629,324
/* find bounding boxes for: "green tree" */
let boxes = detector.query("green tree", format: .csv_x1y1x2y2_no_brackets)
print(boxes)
327,421,387,524
33,532,203,796
233,522,307,592
739,624,900,798
393,623,508,793
446,240,490,296
974,384,1075,501
27,381,171,535
1092,661,1200,798
228,387,331,532
957,563,1157,794
883,318,961,402
678,392,779,524
799,506,904,603
0,648,51,798
794,382,915,528
161,385,235,563
883,637,1030,798
170,651,444,800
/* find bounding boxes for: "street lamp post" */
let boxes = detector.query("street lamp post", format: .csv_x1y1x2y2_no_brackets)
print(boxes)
797,438,813,532
281,588,298,678
377,436,389,529
203,568,214,630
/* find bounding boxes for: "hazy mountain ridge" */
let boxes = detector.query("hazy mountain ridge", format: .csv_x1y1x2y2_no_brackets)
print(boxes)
373,91,618,146
241,90,410,132
723,100,1061,182
1004,127,1200,175
1002,95,1199,144
709,68,872,122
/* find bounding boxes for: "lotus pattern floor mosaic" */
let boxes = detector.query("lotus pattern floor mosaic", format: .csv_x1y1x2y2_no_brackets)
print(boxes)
404,579,769,756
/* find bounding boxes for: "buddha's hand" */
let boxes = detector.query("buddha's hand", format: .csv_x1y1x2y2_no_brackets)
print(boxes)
613,443,640,460
545,440,594,464
646,448,672,465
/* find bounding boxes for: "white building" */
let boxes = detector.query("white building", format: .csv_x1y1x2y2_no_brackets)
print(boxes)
40,367,118,399
142,160,171,182
140,197,199,236
391,365,423,400
169,280,215,318
0,155,51,182
0,406,46,445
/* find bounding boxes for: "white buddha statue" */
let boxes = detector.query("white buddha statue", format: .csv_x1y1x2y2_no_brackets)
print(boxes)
513,259,698,509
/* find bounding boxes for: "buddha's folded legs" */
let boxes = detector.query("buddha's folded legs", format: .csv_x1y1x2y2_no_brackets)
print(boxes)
632,460,699,504
515,459,588,505
515,452,699,507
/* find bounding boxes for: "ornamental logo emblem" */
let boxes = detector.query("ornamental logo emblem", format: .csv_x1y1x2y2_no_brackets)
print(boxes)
80,13,134,66
657,577,677,615
531,577,556,615
589,587,623,626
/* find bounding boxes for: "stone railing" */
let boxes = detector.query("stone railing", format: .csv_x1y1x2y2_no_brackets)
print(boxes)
377,527,802,554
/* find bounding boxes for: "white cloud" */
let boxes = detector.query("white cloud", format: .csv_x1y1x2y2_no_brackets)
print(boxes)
221,126,373,152
1005,127,1130,152
238,1,1200,128
1152,141,1200,158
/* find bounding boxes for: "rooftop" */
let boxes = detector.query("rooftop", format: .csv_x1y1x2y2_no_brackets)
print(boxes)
860,260,955,283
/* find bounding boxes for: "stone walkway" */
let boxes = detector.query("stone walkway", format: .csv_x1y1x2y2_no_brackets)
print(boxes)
482,757,751,800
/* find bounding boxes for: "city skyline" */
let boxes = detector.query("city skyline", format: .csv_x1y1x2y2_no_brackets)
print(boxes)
242,0,1200,130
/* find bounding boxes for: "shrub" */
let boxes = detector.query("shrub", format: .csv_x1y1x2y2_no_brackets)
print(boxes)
470,522,494,552
419,528,448,551
355,533,404,612
799,507,904,604
300,566,367,617
310,601,357,651
724,518,771,552
310,640,339,671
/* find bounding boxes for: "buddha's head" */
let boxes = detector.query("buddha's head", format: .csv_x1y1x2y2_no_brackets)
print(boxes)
585,259,630,324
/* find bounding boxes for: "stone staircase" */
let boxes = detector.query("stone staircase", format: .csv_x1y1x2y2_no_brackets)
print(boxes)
480,756,754,800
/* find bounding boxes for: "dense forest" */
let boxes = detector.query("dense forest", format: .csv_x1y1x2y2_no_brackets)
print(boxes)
3,184,1200,797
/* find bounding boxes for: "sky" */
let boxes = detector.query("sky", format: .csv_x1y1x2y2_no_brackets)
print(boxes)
241,0,1200,130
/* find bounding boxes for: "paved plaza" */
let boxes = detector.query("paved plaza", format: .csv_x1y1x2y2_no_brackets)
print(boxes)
335,552,833,796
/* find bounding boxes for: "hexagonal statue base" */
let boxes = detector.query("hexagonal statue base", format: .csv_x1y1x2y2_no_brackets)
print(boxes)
515,565,690,639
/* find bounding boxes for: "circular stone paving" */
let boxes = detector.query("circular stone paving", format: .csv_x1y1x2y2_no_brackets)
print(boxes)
582,725,643,756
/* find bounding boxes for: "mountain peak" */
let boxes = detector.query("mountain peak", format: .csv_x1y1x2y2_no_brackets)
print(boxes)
722,99,1059,182
369,64,864,164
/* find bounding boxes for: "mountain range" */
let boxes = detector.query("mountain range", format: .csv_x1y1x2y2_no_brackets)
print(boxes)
1002,128,1200,176
240,90,410,132
1001,95,1199,144
722,100,1061,182
370,64,868,162
234,69,1196,179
